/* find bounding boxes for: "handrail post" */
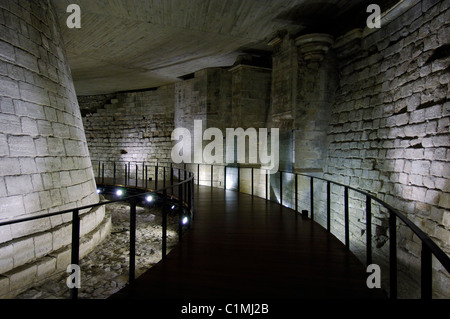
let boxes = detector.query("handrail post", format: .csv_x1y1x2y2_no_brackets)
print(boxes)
266,171,268,200
187,177,192,212
163,166,166,188
113,161,116,185
421,242,432,299
124,164,128,186
326,181,331,232
237,167,240,192
171,163,174,186
310,177,314,221
155,163,159,188
70,209,80,300
389,211,397,299
191,177,195,221
101,163,105,185
251,168,254,196
135,164,138,187
279,171,283,206
211,165,213,187
224,166,227,190
129,198,136,287
295,174,298,215
366,195,372,266
178,183,183,242
128,162,131,183
98,161,101,182
344,186,349,249
162,189,167,260
145,165,148,188
197,164,200,185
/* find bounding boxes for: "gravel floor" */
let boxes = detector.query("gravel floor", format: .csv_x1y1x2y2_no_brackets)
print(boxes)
16,201,179,299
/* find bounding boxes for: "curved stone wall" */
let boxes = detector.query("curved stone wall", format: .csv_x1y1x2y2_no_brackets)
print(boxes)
0,0,109,298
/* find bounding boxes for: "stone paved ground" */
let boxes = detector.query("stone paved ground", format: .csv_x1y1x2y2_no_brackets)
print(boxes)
16,200,179,299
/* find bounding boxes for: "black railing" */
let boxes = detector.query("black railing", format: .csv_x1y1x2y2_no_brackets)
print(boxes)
170,162,449,299
0,163,195,299
1,160,448,299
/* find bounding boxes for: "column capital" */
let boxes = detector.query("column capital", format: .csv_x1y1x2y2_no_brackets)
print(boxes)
295,33,334,62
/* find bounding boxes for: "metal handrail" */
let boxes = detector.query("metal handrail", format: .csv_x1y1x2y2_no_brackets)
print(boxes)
181,162,450,299
2,160,448,299
0,163,195,299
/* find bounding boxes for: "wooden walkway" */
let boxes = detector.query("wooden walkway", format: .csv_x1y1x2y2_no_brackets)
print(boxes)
110,184,385,299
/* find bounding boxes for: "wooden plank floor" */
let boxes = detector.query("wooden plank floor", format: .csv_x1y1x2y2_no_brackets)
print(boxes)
110,184,385,299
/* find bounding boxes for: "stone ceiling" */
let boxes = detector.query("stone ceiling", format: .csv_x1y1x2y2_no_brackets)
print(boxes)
51,0,384,95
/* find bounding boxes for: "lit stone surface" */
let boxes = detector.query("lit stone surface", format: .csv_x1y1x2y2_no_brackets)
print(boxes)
15,202,178,299
0,0,108,297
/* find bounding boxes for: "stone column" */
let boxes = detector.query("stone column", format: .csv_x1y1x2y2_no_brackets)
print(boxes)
293,33,338,173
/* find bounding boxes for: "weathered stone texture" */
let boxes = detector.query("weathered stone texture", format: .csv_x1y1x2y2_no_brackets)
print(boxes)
82,85,175,178
323,0,449,298
0,0,107,298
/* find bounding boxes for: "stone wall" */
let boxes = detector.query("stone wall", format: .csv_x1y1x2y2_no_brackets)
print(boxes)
82,85,175,179
0,0,108,298
322,0,449,298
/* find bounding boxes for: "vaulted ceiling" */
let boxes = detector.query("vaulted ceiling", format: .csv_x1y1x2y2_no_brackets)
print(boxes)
51,0,388,95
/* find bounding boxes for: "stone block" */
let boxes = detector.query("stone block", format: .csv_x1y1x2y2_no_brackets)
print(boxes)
0,113,21,135
439,193,449,209
0,223,12,245
36,256,56,280
0,157,21,176
425,189,440,205
0,276,9,297
8,264,37,292
8,135,36,157
53,248,71,271
0,75,20,99
19,157,37,175
0,196,26,220
20,116,38,136
10,217,51,239
0,244,13,273
410,160,430,175
14,100,46,120
0,134,8,157
12,237,35,267
15,47,38,73
430,161,447,177
5,175,33,196
34,232,52,258
23,192,40,214
424,104,442,120
0,40,15,62
19,81,50,106
52,224,71,251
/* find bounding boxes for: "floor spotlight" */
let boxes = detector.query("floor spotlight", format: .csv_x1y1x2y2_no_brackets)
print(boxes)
145,195,153,203
96,188,101,194
116,189,123,196
182,216,189,225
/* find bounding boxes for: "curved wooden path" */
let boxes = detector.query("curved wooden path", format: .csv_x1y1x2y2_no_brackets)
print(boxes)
110,184,385,299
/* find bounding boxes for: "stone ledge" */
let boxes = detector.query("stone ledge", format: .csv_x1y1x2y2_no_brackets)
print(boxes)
0,212,111,299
